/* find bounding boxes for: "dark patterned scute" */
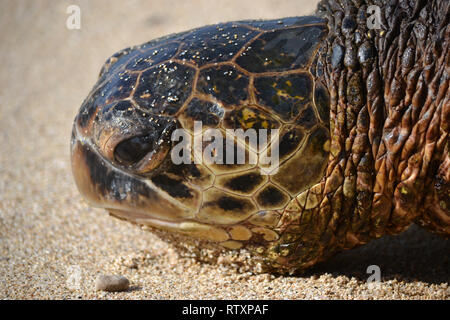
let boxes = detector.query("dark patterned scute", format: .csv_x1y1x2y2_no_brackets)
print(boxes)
223,106,280,130
314,81,330,124
176,24,259,67
272,125,330,195
133,62,195,115
77,71,139,128
180,98,224,131
235,25,326,73
197,65,249,105
256,185,289,208
151,173,193,199
278,127,305,160
255,73,313,121
211,196,246,211
97,71,138,107
125,42,180,71
296,104,318,129
206,135,255,172
223,172,264,193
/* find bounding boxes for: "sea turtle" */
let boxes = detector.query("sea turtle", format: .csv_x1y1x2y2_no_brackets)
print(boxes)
71,0,449,274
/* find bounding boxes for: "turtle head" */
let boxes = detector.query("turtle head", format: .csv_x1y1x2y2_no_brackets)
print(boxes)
71,73,330,274
71,15,334,273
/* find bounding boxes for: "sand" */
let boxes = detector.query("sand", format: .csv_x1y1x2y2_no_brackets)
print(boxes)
0,0,448,300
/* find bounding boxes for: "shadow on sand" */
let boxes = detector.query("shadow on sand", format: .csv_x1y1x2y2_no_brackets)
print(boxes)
305,225,449,284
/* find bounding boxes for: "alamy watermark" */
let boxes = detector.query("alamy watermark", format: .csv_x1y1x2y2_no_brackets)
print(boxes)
66,265,83,290
366,264,382,291
367,5,382,30
66,5,81,30
170,121,280,175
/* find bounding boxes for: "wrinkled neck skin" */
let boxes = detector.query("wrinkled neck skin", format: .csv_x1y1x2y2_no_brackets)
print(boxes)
270,0,449,273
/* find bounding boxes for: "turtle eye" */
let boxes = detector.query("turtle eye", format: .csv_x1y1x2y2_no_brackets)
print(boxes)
114,134,155,166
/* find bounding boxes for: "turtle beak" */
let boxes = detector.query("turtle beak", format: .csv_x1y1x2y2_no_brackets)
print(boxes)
70,128,194,224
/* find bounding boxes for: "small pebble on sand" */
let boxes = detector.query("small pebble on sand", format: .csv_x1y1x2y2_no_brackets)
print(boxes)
95,275,130,292
1,0,448,300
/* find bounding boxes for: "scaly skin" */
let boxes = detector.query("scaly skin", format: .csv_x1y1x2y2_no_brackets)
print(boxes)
267,0,449,272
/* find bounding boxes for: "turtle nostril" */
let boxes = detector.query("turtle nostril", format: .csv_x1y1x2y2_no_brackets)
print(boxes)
114,134,155,166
